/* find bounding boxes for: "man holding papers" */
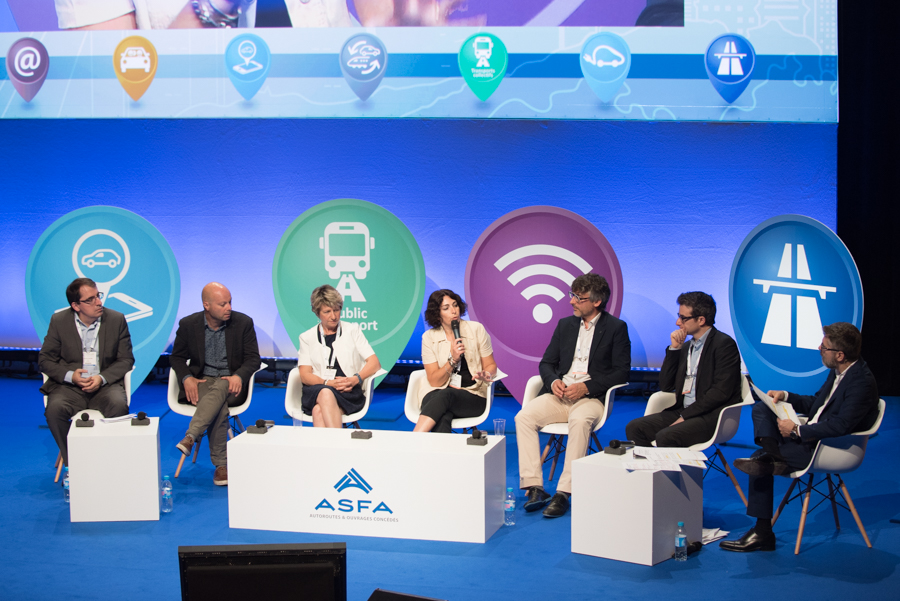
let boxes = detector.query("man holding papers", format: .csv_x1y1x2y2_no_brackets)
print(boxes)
625,292,742,448
720,322,879,552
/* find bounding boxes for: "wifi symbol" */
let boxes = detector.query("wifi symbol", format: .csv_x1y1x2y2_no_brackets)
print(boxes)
494,244,593,324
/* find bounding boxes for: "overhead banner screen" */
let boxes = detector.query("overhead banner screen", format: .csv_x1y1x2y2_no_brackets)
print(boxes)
0,1,837,122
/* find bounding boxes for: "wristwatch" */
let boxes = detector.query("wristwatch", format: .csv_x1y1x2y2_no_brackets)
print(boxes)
790,424,800,441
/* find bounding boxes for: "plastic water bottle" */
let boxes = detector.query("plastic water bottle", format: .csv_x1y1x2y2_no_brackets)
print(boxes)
504,488,516,526
675,521,687,561
63,467,70,503
161,475,173,514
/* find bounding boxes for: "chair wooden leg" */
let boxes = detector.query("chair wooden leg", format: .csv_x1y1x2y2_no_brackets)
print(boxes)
826,474,841,530
54,452,61,469
192,436,202,464
540,435,555,463
772,478,798,526
840,481,873,548
794,475,814,555
175,453,186,478
718,449,749,507
54,459,64,483
227,428,233,440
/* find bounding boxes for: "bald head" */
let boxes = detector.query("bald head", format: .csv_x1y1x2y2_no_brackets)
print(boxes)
202,282,232,328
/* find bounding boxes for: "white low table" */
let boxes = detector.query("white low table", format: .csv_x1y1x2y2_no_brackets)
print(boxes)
67,417,161,522
228,426,505,543
571,449,703,565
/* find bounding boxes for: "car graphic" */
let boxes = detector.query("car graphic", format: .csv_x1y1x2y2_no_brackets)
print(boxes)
120,47,151,73
356,45,381,57
582,45,625,68
81,249,121,269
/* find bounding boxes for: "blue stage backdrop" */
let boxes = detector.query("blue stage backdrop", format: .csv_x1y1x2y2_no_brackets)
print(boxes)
0,119,836,375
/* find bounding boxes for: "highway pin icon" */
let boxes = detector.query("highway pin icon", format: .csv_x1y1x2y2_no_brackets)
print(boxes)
226,34,271,101
6,38,49,102
705,34,756,103
114,36,157,101
459,33,507,102
340,34,387,101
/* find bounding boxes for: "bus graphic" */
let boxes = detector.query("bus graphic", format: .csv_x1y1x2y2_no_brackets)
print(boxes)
320,222,375,280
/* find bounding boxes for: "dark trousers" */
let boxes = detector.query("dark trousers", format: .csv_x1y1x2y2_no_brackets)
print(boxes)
420,388,486,433
625,407,719,448
746,402,815,519
45,382,128,466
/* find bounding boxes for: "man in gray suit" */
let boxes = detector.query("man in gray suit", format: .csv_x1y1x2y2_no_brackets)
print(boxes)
40,278,135,467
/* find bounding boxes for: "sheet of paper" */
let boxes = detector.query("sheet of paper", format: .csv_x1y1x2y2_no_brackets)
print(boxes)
622,460,682,472
751,382,800,424
99,413,137,423
633,446,708,465
702,528,729,544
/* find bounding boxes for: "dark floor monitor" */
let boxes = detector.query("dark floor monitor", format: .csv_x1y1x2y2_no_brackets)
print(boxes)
178,542,346,601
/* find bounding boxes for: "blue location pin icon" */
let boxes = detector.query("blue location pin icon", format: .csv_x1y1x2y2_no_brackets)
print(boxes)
580,32,631,103
340,34,388,101
6,38,50,102
705,34,756,103
225,34,271,100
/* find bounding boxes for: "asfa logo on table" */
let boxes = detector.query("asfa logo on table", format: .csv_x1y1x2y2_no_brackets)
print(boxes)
314,468,394,515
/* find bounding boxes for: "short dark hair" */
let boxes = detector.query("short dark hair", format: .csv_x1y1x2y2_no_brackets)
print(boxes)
676,291,716,326
66,278,97,305
572,273,610,310
822,322,862,362
423,289,467,329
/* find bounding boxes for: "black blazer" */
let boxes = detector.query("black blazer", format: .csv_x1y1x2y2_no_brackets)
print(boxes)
169,311,261,405
39,308,134,395
539,312,631,400
658,326,742,421
788,359,879,443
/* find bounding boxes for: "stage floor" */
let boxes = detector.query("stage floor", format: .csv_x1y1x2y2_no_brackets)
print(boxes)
4,375,899,600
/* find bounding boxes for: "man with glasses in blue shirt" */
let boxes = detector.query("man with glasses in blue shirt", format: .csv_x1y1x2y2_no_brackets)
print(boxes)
515,273,631,518
39,278,134,468
625,291,741,449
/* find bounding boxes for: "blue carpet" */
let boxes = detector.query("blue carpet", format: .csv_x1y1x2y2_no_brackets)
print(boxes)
3,375,899,600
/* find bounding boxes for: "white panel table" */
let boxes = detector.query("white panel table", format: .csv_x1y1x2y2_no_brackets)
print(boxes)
228,426,505,543
571,449,703,565
67,417,161,522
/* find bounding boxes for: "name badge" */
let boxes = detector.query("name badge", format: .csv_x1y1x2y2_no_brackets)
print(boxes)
322,368,338,382
449,373,462,389
83,351,99,377
682,375,694,396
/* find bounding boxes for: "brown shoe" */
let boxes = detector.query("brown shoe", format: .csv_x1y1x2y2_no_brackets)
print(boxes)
176,434,194,456
213,465,228,486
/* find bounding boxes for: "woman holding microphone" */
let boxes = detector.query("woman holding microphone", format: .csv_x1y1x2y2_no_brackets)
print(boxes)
414,289,498,433
298,285,381,428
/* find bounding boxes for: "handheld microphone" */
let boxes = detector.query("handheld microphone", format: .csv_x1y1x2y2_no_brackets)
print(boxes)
256,419,266,428
137,411,147,420
451,319,461,342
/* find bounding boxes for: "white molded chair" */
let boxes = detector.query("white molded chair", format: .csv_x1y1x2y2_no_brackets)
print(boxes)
642,374,755,506
167,362,266,478
771,398,885,555
284,367,387,427
522,375,628,482
403,369,499,432
43,369,134,482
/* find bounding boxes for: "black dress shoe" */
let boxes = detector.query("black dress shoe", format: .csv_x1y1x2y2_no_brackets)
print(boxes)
734,453,790,477
719,528,776,552
523,487,551,512
542,492,570,518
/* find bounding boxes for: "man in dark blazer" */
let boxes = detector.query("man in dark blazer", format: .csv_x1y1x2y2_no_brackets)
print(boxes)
625,291,742,448
40,278,134,467
170,282,261,486
515,273,631,518
720,322,879,552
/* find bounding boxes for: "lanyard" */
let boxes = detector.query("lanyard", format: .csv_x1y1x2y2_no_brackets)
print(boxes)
318,324,341,369
687,340,704,378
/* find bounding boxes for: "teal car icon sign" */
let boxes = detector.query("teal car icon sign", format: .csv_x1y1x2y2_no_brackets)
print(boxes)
81,249,121,269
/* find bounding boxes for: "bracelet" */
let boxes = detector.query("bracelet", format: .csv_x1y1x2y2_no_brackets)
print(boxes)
192,0,240,28
354,373,362,386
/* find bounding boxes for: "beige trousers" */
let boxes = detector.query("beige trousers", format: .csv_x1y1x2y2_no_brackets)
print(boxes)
515,392,604,494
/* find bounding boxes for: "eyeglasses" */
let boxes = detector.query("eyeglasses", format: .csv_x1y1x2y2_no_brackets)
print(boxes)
568,291,590,302
676,314,697,322
819,344,842,353
77,292,104,305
